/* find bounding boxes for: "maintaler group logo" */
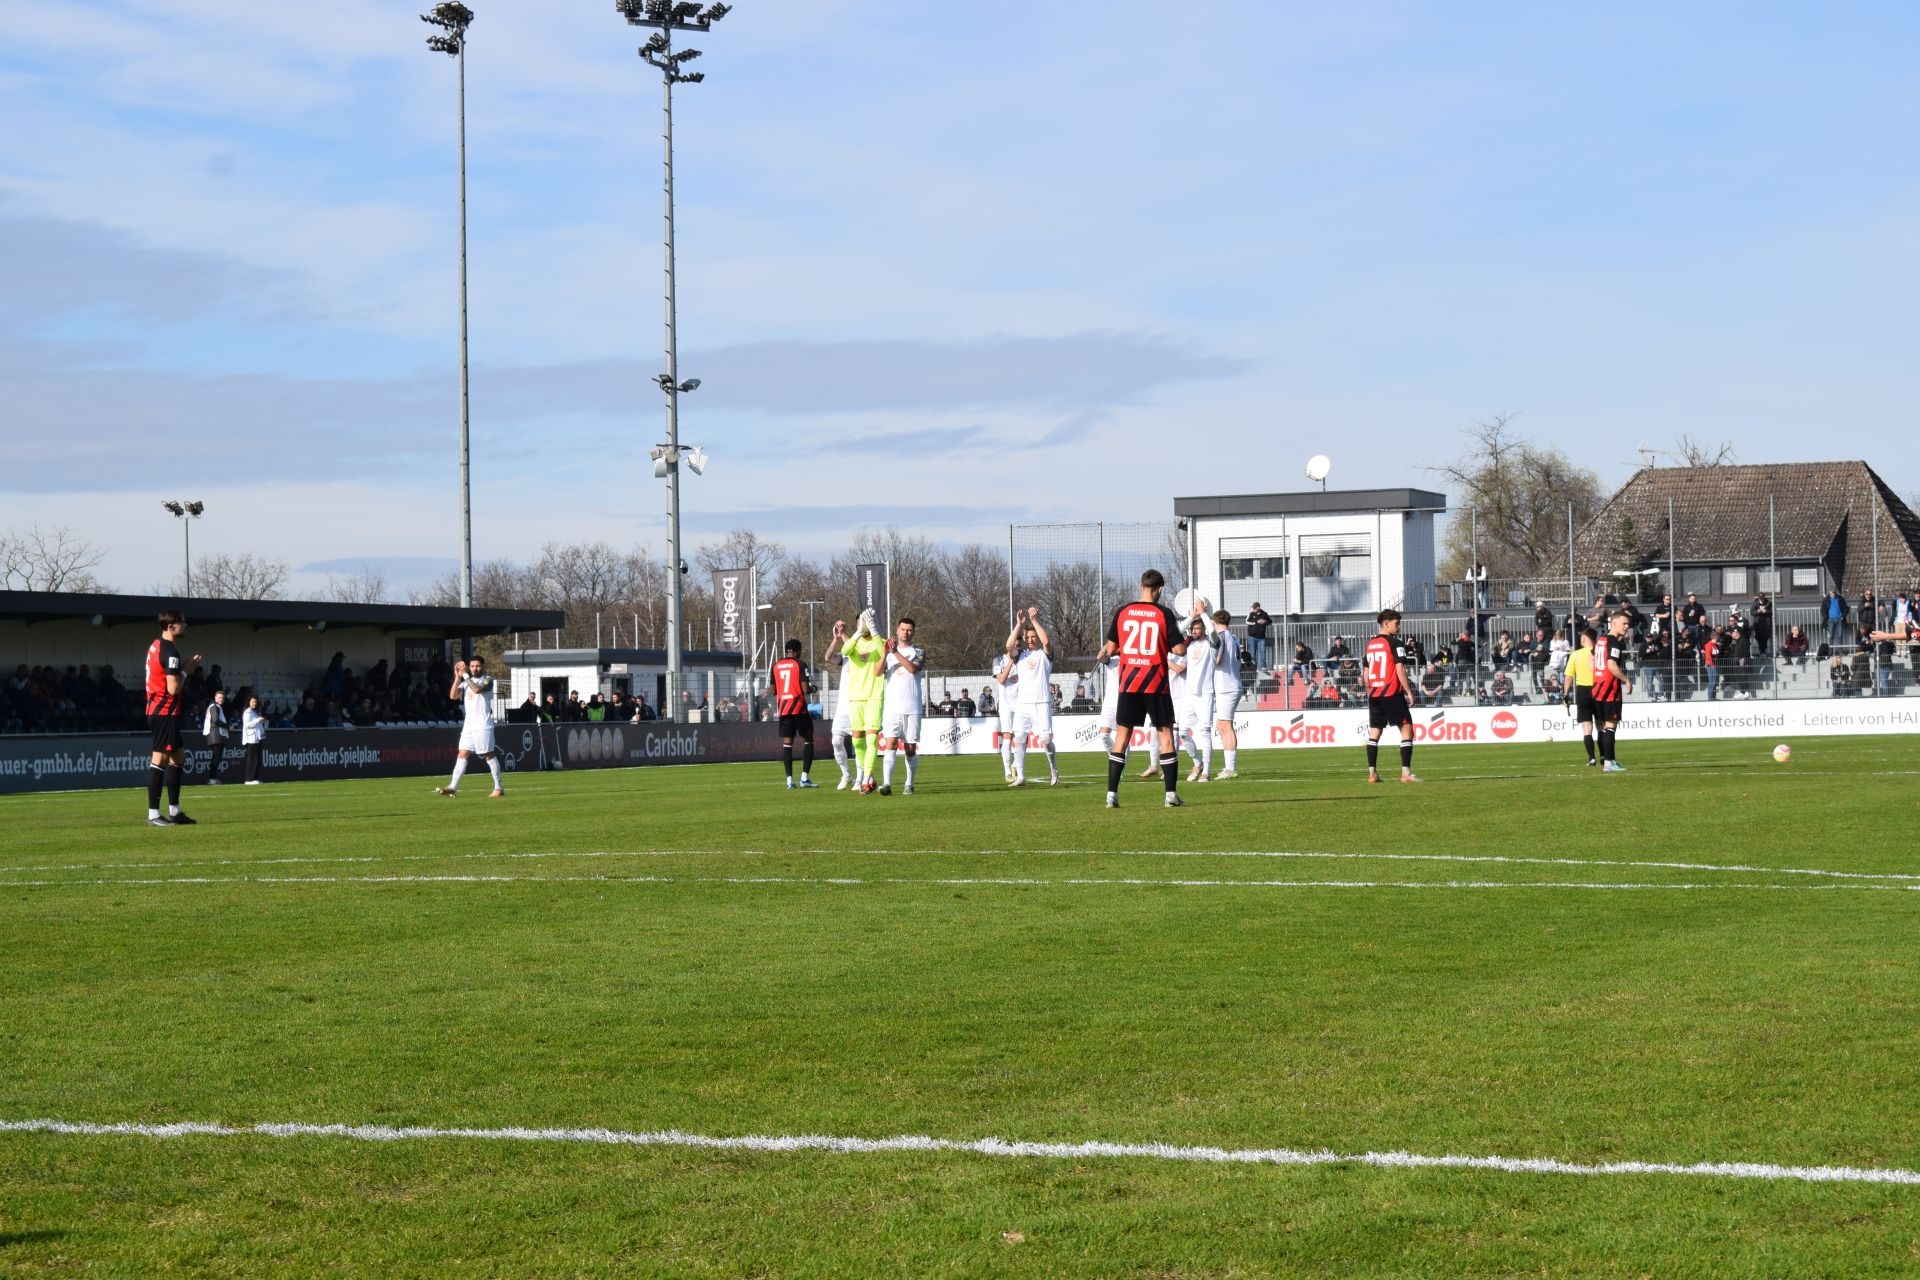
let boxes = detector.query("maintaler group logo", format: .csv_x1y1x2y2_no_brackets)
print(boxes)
1491,710,1519,739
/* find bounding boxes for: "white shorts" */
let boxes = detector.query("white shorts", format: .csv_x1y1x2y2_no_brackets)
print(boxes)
458,722,496,754
1177,696,1209,734
1014,704,1053,741
1211,688,1242,724
832,698,852,734
1098,686,1121,731
883,710,922,745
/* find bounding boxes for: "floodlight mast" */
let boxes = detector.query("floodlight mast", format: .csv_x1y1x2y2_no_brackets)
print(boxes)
616,0,729,721
422,3,476,617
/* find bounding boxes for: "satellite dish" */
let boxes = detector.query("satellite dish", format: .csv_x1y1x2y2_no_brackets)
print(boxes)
1305,454,1332,484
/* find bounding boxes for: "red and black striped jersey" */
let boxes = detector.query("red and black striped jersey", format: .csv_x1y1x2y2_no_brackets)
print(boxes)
145,637,183,716
771,656,808,717
1592,634,1623,700
1107,600,1182,694
1364,634,1408,698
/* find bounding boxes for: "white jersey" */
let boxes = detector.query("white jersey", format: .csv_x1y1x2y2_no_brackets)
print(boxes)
1213,627,1242,693
991,654,1019,724
883,643,924,717
1014,647,1052,705
461,675,496,726
1179,630,1218,702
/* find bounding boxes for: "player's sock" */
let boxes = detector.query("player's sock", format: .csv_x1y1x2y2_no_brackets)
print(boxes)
1160,752,1179,793
1583,734,1596,763
1107,752,1126,792
905,752,918,786
1193,728,1212,775
487,756,503,790
999,735,1014,775
801,738,815,779
164,765,182,812
1366,742,1379,771
147,764,164,816
832,735,849,779
1043,741,1058,781
1600,729,1616,763
1224,748,1237,772
448,755,468,792
782,744,794,779
882,745,896,787
1013,737,1027,781
1399,742,1413,774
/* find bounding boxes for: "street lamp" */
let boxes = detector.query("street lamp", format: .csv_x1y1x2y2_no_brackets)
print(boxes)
799,598,825,676
422,2,476,617
161,501,204,595
617,0,731,722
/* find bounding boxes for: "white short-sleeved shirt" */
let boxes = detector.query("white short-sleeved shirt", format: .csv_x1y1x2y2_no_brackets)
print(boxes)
1178,630,1218,702
883,644,924,717
461,675,495,727
991,655,1019,722
1014,647,1052,705
1213,627,1242,693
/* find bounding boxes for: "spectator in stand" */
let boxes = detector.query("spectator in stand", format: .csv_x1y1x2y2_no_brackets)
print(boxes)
1528,630,1552,691
508,693,539,724
1244,604,1271,676
1652,594,1674,639
1680,593,1708,631
241,694,267,784
1727,625,1754,699
1492,630,1514,669
1585,595,1608,631
1751,593,1773,655
1534,601,1555,638
1781,625,1810,666
1489,668,1514,705
1830,653,1854,697
1452,630,1476,691
1641,630,1667,700
976,684,995,718
955,688,977,717
1471,562,1489,609
1420,659,1447,703
1860,590,1880,633
586,694,607,722
1894,590,1914,629
1822,590,1849,647
1849,633,1873,693
1703,628,1724,701
1290,640,1315,684
292,696,325,728
565,691,586,721
1324,635,1352,674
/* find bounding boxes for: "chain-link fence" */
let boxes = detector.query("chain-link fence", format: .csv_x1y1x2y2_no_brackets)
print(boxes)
1007,521,1190,663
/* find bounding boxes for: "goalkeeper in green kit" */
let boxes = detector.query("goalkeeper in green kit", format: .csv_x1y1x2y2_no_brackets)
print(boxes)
828,609,888,793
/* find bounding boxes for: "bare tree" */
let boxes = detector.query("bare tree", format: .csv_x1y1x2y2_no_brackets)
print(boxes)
324,563,390,604
0,525,112,592
694,529,787,582
1429,414,1604,583
1021,560,1105,662
1674,434,1737,467
182,551,288,600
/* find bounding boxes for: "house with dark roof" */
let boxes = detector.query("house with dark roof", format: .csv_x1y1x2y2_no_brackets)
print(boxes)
1562,461,1920,602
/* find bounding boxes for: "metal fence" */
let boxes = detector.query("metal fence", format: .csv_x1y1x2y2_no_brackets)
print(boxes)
1008,521,1188,662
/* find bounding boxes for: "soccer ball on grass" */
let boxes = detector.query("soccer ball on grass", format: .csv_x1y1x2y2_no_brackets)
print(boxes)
1772,743,1792,764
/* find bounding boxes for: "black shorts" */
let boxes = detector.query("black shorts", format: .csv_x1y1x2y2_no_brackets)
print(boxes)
1368,693,1412,731
1115,689,1176,731
1573,688,1596,721
1591,698,1623,724
777,712,813,739
148,712,184,754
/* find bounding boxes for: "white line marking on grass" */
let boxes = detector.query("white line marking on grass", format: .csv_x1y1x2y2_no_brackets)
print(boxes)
11,846,1919,886
1,872,1913,894
3,1117,1915,1187
797,848,1920,885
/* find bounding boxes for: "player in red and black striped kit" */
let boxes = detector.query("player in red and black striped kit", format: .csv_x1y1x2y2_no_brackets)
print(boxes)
143,609,200,826
1364,608,1421,784
1095,569,1190,809
771,638,818,789
1592,610,1634,773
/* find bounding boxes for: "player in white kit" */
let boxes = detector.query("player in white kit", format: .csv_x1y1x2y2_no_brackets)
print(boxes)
1169,604,1221,781
879,617,924,795
1006,606,1059,786
1096,653,1123,752
829,645,855,790
435,656,505,798
1209,609,1244,778
990,651,1019,782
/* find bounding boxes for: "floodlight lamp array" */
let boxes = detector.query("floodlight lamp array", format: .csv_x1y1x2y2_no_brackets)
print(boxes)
420,3,474,54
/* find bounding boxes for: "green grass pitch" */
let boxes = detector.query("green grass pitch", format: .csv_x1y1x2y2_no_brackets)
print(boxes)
2,736,1918,1277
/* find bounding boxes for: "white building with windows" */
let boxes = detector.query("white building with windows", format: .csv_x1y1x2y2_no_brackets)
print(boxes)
1177,488,1447,620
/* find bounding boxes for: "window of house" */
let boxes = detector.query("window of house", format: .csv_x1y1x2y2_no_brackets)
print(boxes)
1681,568,1712,596
1757,569,1781,594
1221,558,1254,581
1791,567,1819,590
1722,567,1748,595
1299,535,1373,613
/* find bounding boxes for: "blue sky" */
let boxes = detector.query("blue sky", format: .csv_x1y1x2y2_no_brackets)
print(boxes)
3,1,1917,596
